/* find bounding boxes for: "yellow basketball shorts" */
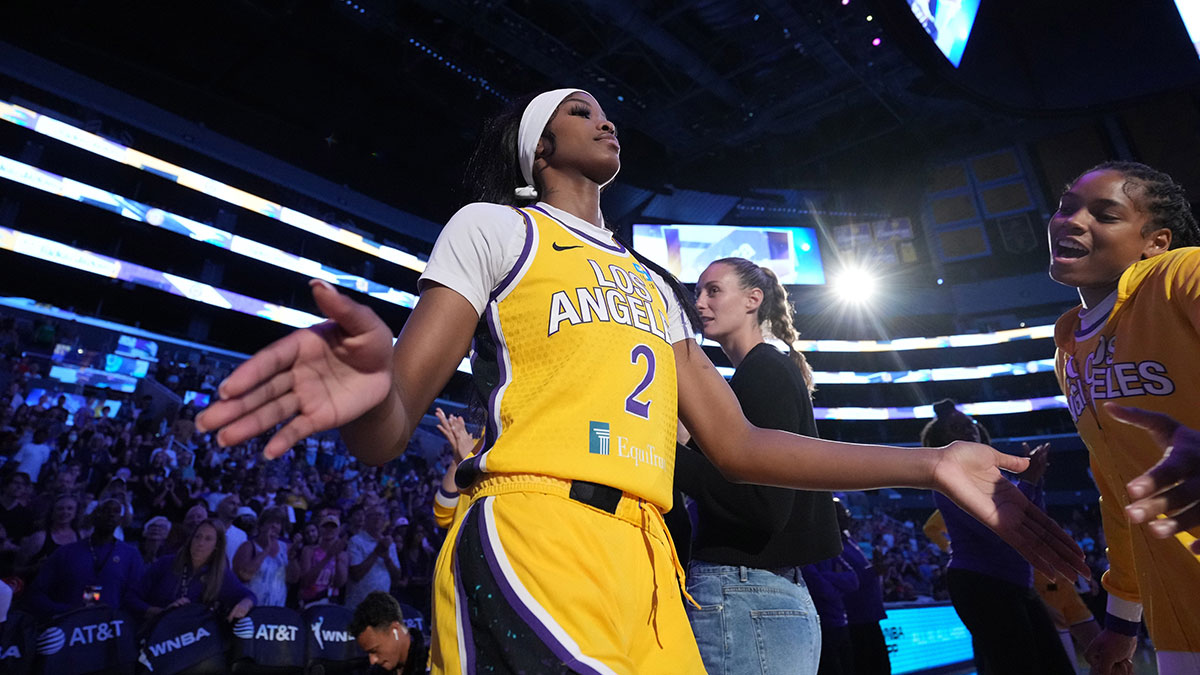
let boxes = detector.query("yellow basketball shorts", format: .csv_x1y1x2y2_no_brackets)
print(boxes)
428,474,705,675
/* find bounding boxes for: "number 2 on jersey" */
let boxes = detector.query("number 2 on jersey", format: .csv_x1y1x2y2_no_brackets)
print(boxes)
625,344,655,418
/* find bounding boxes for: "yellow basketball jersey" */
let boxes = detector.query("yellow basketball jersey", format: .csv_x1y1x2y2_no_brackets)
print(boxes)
1054,247,1200,651
472,206,678,509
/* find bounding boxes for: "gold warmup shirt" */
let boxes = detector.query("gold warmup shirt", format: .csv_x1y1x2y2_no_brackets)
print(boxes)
1054,247,1200,651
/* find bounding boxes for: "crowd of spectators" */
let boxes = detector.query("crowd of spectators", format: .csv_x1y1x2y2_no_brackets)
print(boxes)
0,312,449,634
0,311,1111,653
838,503,1107,608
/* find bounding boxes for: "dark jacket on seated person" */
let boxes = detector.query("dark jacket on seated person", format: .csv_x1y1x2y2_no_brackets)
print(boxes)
125,553,255,620
24,538,144,621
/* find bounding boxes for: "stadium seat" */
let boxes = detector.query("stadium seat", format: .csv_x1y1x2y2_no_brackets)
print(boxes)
35,604,137,675
230,606,305,674
136,603,227,675
302,605,367,675
0,609,37,675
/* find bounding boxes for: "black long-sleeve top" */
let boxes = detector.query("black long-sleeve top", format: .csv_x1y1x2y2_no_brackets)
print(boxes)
675,343,841,568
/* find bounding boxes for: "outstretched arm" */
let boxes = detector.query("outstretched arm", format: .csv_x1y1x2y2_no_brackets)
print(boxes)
674,338,1088,581
196,281,477,465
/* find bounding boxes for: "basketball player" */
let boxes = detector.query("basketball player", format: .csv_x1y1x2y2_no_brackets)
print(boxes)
1049,161,1200,674
198,89,1085,674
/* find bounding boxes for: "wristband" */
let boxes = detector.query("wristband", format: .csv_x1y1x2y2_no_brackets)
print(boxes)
1105,612,1141,637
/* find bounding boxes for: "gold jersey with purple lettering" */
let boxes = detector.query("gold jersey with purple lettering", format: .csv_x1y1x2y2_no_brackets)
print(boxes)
473,206,679,509
1054,247,1200,651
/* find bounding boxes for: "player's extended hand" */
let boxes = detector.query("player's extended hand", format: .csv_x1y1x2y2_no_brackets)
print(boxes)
931,440,1089,582
1018,442,1051,484
1108,403,1200,553
1084,628,1137,675
435,408,474,463
195,280,395,459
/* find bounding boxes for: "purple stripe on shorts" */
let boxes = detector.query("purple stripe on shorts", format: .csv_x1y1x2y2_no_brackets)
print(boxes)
477,498,608,675
529,204,625,253
453,505,476,673
490,207,536,303
438,486,458,501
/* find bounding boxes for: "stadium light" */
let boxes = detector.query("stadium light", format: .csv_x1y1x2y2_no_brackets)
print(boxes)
832,266,877,304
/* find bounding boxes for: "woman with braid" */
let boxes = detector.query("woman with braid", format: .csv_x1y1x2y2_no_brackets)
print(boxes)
676,257,839,674
1048,161,1200,674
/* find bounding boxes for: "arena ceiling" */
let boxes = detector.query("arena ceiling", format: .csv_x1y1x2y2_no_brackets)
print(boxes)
2,0,1199,224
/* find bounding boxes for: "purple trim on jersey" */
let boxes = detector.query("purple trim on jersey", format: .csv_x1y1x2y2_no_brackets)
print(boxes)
529,205,626,253
477,498,608,675
484,305,506,452
452,505,477,673
1075,308,1112,339
439,486,458,501
490,208,536,303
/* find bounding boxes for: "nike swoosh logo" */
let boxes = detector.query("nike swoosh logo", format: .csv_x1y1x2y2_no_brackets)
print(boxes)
552,242,582,251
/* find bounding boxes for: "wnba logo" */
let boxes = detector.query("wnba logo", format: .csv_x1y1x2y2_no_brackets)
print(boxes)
589,421,610,455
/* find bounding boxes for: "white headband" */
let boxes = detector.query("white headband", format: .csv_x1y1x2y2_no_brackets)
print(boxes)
517,88,582,199
516,88,622,199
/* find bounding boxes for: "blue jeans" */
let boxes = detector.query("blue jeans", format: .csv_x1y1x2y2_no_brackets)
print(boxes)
685,561,822,675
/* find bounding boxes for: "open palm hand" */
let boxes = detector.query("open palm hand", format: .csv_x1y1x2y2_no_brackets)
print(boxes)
932,440,1088,581
196,281,395,458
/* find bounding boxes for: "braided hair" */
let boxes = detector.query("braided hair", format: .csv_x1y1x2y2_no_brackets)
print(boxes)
711,257,815,392
1075,161,1200,248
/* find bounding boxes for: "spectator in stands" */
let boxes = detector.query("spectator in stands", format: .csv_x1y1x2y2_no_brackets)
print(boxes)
25,498,143,620
85,477,134,541
350,590,426,675
0,550,12,623
216,495,247,563
17,493,80,577
345,505,402,610
804,553,859,675
171,405,197,446
13,427,51,484
0,472,33,544
300,522,319,548
233,506,292,607
149,470,188,521
231,506,257,549
922,400,1072,674
297,514,348,607
139,515,171,565
125,518,255,621
397,518,434,618
163,503,208,556
835,501,891,675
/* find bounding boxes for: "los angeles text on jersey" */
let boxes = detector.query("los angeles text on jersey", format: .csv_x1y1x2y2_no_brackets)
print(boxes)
547,259,669,342
1063,335,1175,422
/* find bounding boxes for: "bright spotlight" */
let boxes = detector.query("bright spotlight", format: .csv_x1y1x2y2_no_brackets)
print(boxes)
832,267,877,304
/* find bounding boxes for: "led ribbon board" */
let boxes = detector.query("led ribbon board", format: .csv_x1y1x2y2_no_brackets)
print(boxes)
0,155,416,309
701,325,1054,352
0,225,322,328
0,100,425,273
788,324,1054,352
815,395,1067,421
